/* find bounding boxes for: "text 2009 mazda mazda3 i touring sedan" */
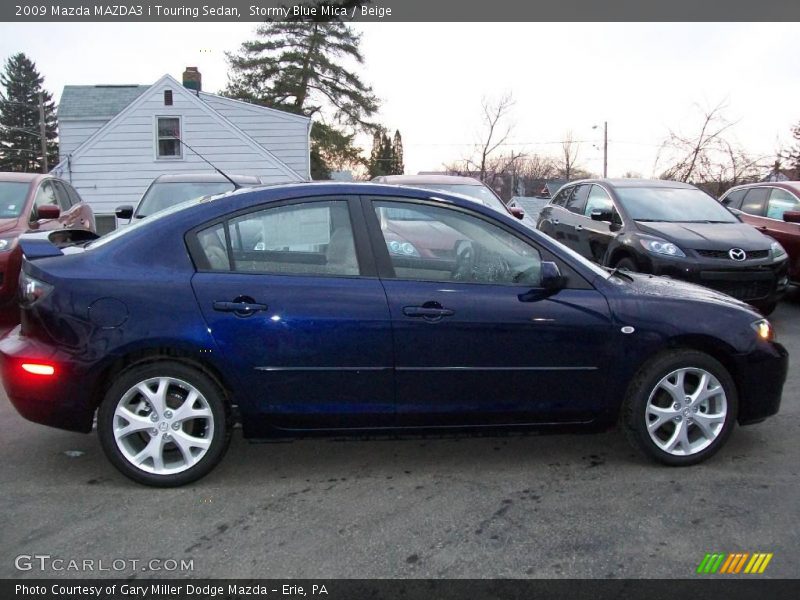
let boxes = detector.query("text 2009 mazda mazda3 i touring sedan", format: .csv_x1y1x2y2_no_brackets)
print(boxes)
0,183,788,486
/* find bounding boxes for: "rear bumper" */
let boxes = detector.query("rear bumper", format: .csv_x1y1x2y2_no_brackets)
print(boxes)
734,341,788,425
0,327,95,433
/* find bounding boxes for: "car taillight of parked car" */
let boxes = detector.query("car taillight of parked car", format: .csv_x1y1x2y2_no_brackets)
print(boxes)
19,272,53,307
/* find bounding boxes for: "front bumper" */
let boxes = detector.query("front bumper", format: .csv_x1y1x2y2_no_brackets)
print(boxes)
0,327,96,433
646,254,789,304
734,341,788,425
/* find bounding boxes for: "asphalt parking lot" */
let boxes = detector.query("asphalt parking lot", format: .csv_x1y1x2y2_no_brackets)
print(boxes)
1,291,798,580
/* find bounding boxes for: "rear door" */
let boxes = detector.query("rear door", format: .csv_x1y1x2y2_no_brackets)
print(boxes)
189,196,395,430
559,184,591,253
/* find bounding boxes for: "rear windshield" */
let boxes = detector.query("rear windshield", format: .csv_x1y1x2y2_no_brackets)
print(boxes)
137,181,236,218
616,187,738,223
0,182,30,218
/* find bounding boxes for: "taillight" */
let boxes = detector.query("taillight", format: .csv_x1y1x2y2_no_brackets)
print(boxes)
20,362,56,376
19,272,53,306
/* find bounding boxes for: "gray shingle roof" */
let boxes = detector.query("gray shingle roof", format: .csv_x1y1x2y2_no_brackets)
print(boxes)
58,85,149,119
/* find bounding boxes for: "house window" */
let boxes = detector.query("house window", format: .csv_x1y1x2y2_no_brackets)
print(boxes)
156,117,182,159
164,90,173,106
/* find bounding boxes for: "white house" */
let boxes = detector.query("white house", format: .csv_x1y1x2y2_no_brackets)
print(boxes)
53,68,311,233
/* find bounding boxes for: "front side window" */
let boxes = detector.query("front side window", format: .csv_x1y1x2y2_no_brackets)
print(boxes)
584,185,614,217
766,188,800,220
374,201,542,285
31,181,57,221
156,117,182,159
197,200,359,277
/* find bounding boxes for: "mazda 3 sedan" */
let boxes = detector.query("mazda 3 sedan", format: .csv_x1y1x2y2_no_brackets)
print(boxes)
535,179,789,314
0,183,788,486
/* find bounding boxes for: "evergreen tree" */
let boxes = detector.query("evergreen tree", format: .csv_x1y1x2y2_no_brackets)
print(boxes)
391,129,404,175
367,130,395,178
0,53,58,172
224,17,379,179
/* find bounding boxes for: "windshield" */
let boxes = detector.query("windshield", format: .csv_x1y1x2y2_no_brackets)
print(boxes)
416,184,508,212
0,181,30,219
136,181,236,218
616,187,738,223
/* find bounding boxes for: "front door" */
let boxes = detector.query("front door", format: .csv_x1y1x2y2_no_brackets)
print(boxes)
365,197,613,427
189,197,395,431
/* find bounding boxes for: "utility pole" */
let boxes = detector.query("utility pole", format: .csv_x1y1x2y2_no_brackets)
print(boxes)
602,121,608,178
38,92,48,173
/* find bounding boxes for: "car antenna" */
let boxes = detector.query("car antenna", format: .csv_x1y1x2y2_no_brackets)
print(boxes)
169,135,241,190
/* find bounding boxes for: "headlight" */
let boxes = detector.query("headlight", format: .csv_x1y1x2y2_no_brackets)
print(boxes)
0,237,17,252
386,240,420,257
751,319,774,341
638,237,686,258
19,272,53,306
770,240,787,261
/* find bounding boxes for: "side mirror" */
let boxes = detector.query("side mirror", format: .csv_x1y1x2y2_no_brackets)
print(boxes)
509,206,525,220
540,261,566,291
115,205,134,220
591,209,613,222
783,210,800,223
36,204,60,220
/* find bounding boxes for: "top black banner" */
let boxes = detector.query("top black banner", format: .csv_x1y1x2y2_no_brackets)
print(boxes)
3,0,800,22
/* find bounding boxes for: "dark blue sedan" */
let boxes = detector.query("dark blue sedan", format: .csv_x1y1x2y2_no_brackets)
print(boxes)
0,183,788,486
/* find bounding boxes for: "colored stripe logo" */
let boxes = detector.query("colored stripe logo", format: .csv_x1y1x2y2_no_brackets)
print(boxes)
697,552,773,574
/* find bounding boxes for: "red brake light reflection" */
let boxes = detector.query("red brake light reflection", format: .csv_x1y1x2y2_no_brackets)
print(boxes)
21,363,55,376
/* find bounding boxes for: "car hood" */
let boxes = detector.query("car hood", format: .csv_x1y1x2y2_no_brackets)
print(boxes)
616,271,756,312
0,218,22,235
636,221,770,251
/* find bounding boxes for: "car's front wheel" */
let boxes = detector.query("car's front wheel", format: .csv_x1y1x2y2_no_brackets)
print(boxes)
622,350,738,465
97,361,231,486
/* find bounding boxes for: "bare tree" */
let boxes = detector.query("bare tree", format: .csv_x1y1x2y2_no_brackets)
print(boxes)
518,154,557,180
557,131,580,180
465,93,523,182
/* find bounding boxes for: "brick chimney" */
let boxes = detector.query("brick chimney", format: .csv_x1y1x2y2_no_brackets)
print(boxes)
182,67,201,93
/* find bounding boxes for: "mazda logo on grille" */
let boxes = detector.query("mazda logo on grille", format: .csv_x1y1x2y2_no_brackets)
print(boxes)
728,248,747,261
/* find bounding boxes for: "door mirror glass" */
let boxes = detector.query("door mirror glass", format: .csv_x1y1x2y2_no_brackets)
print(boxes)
115,205,134,220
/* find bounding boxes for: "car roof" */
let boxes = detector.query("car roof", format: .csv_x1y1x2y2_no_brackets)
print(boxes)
373,174,485,186
0,172,46,184
565,178,699,190
149,172,263,185
726,181,800,195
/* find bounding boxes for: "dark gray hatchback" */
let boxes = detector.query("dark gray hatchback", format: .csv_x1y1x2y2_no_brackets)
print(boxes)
535,179,789,314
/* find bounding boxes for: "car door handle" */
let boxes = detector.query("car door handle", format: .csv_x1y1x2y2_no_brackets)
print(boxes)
575,224,584,231
213,301,268,315
552,219,560,224
403,306,455,318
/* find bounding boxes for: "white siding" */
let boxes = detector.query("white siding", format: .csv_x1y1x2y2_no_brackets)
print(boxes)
55,78,305,216
58,119,108,161
200,94,310,179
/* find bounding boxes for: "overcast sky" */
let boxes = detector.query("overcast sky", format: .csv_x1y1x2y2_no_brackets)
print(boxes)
1,22,798,178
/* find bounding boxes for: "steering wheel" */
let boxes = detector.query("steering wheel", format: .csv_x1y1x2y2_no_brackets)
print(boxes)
451,240,476,281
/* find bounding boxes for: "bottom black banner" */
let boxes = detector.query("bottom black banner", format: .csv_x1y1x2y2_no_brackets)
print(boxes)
3,579,799,600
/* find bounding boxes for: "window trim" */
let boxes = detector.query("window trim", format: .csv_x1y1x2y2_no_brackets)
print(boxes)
723,185,800,222
185,195,377,279
362,195,592,289
154,115,183,160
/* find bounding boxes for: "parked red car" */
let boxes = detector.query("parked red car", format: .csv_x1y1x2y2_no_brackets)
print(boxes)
0,173,95,319
720,182,800,285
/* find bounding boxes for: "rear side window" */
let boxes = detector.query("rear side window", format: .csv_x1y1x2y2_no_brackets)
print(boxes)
566,185,590,214
721,188,746,210
551,187,572,207
740,188,768,216
65,183,83,207
51,180,73,210
196,200,360,277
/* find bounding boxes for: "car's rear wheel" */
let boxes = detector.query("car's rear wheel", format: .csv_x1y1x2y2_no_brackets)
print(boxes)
622,350,737,465
97,361,230,486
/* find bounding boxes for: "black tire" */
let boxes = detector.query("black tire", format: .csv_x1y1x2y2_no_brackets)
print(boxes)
615,256,638,272
97,361,231,487
621,349,738,466
753,300,777,316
